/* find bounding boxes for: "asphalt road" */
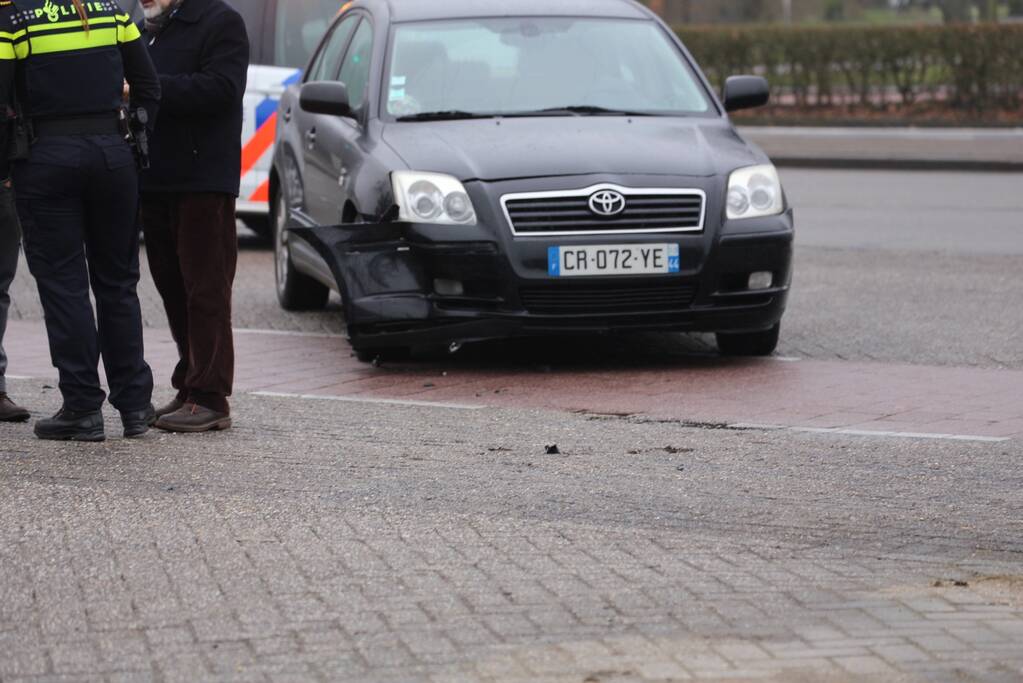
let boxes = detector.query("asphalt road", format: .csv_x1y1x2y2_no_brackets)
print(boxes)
782,169,1023,255
1,378,1021,681
780,169,1022,369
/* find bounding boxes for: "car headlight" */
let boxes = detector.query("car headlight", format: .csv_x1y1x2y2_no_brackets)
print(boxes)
726,164,784,220
392,171,477,226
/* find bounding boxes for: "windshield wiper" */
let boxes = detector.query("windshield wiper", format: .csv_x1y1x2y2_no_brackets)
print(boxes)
396,110,496,122
397,106,656,122
504,105,656,117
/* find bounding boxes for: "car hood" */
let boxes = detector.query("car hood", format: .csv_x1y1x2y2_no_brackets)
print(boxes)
381,117,762,182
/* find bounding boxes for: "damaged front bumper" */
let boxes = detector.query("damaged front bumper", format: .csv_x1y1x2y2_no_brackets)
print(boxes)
291,215,793,351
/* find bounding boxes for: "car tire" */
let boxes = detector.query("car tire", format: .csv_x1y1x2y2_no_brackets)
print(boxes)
273,191,329,311
354,346,411,364
716,324,780,357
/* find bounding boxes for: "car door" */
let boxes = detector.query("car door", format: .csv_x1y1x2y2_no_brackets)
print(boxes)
304,16,374,227
293,13,360,224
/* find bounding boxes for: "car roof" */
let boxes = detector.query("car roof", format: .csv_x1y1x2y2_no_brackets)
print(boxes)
382,0,651,23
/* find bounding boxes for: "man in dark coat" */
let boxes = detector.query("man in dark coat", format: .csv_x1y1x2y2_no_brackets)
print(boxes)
139,0,249,432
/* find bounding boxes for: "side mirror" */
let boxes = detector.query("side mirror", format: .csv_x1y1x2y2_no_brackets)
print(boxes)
299,81,353,117
723,76,770,113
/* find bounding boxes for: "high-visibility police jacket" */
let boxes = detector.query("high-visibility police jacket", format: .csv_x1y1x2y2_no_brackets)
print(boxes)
0,0,159,174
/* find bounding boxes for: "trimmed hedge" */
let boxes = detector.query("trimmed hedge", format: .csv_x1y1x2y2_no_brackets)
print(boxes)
676,24,1023,114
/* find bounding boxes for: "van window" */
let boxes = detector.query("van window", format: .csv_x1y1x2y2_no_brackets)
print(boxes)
275,0,342,69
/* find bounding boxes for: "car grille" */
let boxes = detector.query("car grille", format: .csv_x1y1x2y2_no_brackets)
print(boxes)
520,282,697,315
502,189,705,236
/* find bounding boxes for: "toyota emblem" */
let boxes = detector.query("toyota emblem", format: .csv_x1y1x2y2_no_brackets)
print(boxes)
588,190,627,217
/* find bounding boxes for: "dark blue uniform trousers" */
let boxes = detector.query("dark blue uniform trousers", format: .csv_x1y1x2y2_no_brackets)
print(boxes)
0,181,19,396
14,135,153,413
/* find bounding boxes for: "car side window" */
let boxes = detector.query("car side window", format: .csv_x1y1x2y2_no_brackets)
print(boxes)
337,19,374,110
307,15,359,82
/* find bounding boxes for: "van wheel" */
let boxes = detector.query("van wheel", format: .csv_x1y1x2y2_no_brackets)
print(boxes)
274,192,329,311
716,324,780,357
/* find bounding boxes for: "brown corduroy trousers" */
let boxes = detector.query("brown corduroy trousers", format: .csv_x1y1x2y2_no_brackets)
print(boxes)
141,193,237,414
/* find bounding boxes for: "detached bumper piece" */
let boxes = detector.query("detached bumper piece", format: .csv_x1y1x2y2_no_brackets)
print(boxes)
291,222,506,347
291,223,792,350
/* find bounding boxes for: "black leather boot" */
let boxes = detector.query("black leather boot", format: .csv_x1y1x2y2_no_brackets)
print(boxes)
34,408,105,442
0,394,30,423
121,404,156,439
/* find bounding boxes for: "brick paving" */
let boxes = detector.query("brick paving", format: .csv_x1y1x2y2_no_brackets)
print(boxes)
5,319,1023,440
1,385,1022,682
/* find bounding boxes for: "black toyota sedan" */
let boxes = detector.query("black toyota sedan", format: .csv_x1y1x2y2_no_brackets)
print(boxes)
270,0,794,361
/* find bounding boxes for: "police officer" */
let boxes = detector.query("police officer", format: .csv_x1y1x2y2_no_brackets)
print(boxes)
0,0,161,441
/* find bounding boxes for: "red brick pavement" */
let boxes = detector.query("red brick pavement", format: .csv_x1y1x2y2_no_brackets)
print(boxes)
5,320,1022,440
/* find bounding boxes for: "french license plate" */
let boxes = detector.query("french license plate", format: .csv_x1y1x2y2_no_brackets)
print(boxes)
548,244,680,277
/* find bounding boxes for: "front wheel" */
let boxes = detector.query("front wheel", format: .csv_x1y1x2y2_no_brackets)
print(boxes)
274,192,329,311
716,324,780,357
354,346,411,364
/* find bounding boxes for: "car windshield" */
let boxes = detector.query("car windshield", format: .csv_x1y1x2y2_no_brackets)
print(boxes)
385,18,713,119
275,1,341,69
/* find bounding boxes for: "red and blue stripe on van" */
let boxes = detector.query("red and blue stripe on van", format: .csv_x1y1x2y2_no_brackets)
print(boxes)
241,69,303,204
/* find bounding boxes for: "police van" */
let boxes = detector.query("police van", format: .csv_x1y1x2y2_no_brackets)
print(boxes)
126,0,340,236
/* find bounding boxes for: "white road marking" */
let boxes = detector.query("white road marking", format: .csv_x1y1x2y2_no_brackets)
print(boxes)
251,391,485,411
733,423,1011,443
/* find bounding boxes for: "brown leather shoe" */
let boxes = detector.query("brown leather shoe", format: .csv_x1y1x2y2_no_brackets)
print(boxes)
154,398,185,419
0,394,30,423
155,402,232,433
